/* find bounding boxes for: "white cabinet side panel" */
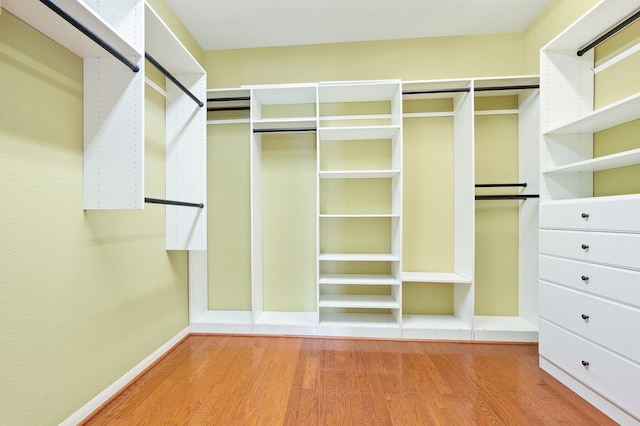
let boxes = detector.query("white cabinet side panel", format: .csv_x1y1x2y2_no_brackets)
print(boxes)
84,56,144,209
166,74,207,249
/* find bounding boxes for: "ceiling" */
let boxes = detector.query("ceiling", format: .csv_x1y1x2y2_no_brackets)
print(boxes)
166,0,553,51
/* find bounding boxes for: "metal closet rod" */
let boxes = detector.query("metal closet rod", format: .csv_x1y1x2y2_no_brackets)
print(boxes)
475,194,539,201
144,197,204,209
39,0,139,73
475,183,528,188
207,96,250,102
577,8,640,56
207,106,251,112
253,127,317,133
145,53,204,108
402,84,539,96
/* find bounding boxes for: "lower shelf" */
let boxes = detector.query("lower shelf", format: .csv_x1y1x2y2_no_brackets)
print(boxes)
320,312,399,327
402,315,473,340
318,294,400,309
473,316,538,342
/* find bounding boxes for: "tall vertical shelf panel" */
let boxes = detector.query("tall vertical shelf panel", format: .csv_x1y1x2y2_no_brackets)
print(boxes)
401,79,475,340
539,0,640,423
145,4,207,250
317,81,403,337
473,76,540,342
4,0,145,209
250,84,319,333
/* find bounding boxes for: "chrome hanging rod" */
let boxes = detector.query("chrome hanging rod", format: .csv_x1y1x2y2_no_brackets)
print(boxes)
577,9,640,56
145,53,204,107
207,106,251,112
207,97,250,102
145,197,204,209
39,0,139,73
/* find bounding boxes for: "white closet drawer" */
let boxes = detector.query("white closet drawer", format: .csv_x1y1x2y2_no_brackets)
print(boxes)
540,196,640,232
539,320,640,419
540,282,640,361
540,230,640,270
539,255,640,308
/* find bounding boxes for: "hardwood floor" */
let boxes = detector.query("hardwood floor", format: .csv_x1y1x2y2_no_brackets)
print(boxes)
84,335,615,425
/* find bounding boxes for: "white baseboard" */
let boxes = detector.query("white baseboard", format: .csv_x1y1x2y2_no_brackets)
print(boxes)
60,327,190,426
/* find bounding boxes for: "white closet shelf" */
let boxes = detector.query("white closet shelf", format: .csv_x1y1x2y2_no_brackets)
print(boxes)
252,117,317,131
145,4,203,75
544,91,640,135
319,274,400,285
402,315,471,330
319,81,400,103
319,253,400,262
319,125,400,141
194,310,253,325
473,316,537,332
543,148,640,173
319,294,399,309
319,312,400,327
4,0,143,60
248,84,317,105
319,213,400,218
254,311,317,326
319,170,400,179
402,272,472,284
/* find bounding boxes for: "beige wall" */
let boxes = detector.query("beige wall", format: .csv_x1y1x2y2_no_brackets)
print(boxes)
0,4,193,424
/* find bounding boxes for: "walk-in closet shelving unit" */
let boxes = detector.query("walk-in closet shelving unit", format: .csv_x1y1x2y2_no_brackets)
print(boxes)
473,76,540,342
401,79,475,340
317,81,403,337
539,0,640,423
4,0,207,250
249,84,319,334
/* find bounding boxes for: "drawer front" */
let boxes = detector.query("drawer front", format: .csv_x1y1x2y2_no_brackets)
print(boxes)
540,255,640,308
540,230,640,270
540,281,640,361
540,197,640,232
539,320,640,418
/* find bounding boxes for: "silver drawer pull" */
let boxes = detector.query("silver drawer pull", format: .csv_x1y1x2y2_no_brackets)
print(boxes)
581,275,589,282
581,244,589,250
581,314,589,320
581,212,589,219
581,360,590,367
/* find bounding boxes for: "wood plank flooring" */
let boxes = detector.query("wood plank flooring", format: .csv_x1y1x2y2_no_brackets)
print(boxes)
83,335,615,425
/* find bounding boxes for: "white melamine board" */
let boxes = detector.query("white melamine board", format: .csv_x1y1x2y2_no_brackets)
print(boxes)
473,316,537,331
319,214,399,218
319,312,399,327
248,84,317,105
543,0,640,51
545,92,640,135
84,56,144,209
319,170,400,179
402,79,471,99
319,253,400,261
319,81,400,103
252,118,317,131
319,294,399,309
165,74,207,249
319,125,399,141
194,310,254,325
250,136,263,318
402,315,471,330
4,0,143,59
474,75,540,97
401,272,472,284
319,274,400,285
543,148,640,173
188,250,208,323
254,311,317,326
145,3,204,74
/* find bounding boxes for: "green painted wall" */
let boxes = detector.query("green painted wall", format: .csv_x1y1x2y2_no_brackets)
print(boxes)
0,7,190,425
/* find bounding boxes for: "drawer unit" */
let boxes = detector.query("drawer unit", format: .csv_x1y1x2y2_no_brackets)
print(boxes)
540,229,640,270
539,255,640,308
540,196,640,232
539,281,640,361
539,320,640,420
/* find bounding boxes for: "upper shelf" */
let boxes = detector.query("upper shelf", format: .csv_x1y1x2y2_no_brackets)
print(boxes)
543,0,640,51
544,91,640,135
543,148,640,174
4,0,143,60
319,125,400,141
319,81,400,103
145,3,204,75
